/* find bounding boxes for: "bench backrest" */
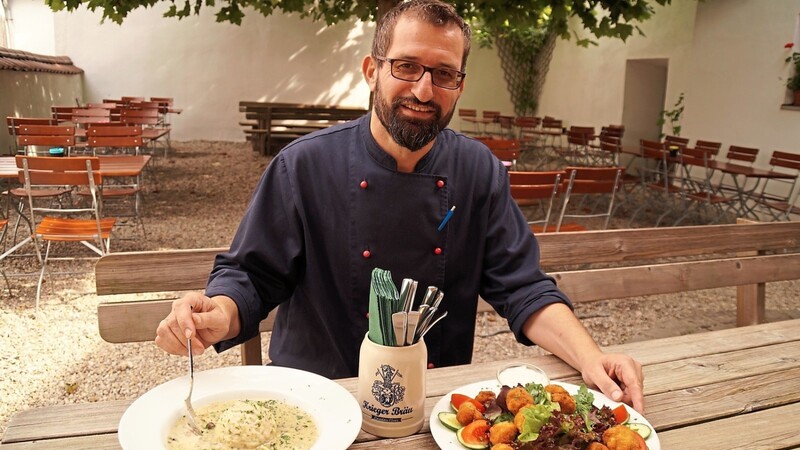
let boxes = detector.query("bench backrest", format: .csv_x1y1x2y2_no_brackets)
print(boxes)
96,221,800,364
95,222,799,294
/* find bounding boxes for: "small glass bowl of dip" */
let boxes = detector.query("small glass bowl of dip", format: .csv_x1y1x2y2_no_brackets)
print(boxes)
496,362,550,387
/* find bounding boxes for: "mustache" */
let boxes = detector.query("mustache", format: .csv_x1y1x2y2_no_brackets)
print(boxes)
394,97,439,113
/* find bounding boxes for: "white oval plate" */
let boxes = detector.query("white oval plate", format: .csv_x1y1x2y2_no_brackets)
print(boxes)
119,365,361,449
429,380,660,450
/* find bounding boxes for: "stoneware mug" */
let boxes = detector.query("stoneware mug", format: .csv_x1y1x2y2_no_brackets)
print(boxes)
357,332,427,437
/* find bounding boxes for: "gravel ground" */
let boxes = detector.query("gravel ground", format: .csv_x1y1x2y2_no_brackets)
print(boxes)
1,141,798,438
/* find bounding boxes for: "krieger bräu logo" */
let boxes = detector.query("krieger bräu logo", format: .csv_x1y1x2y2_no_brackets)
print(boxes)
371,364,406,407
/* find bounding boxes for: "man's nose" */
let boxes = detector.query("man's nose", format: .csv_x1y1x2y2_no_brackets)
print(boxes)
411,71,435,103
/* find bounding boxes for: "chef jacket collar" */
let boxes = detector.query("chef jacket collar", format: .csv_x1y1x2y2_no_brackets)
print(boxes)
360,115,440,173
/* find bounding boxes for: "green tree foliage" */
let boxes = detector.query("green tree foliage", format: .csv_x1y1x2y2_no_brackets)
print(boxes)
47,0,670,114
46,0,670,46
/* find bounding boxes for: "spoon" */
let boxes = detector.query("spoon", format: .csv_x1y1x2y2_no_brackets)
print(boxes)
184,336,203,435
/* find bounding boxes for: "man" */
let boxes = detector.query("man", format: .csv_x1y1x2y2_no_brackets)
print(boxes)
157,0,645,412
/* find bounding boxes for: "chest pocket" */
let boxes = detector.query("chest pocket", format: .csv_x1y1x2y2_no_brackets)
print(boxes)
351,171,449,296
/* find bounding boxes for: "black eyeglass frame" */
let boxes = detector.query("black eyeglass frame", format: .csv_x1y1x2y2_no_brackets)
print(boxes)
373,55,466,90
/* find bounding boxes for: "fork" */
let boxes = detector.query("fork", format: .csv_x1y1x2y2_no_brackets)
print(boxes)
184,336,203,435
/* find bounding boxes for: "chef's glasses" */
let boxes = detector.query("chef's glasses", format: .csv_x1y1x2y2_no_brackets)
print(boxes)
373,56,466,90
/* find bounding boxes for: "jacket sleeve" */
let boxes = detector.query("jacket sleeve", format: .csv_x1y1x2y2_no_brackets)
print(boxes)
207,154,305,351
479,161,573,346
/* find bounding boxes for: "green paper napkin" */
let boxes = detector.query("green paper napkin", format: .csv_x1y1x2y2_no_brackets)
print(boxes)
368,268,401,346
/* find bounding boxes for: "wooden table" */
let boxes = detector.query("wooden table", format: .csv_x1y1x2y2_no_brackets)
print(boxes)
2,318,798,449
239,102,367,155
0,155,151,180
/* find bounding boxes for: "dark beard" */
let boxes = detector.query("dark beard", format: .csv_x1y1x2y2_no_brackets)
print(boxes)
373,80,455,151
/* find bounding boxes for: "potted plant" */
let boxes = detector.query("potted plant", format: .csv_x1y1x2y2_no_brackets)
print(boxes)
785,43,800,106
657,92,684,156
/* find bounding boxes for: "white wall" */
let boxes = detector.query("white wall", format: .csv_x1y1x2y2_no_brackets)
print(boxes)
0,71,83,154
680,0,800,162
12,3,512,142
53,6,371,141
539,0,800,170
7,0,55,54
538,0,698,131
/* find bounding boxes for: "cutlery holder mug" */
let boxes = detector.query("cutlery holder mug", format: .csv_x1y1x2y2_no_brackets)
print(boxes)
357,333,427,437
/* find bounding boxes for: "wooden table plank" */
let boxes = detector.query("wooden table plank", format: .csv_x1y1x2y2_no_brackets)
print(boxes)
658,402,800,450
2,401,130,444
643,341,800,395
605,318,800,365
645,366,800,430
0,434,119,449
348,434,438,449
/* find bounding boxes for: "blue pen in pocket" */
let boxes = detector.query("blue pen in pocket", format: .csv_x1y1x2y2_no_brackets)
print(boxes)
437,206,456,231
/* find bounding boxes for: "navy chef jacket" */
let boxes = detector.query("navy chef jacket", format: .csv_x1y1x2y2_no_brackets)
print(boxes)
208,115,572,379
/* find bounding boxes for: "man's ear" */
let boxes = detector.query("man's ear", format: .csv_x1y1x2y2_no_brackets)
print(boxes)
362,55,378,92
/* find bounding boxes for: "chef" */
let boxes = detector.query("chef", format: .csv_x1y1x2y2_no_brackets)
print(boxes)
156,0,645,413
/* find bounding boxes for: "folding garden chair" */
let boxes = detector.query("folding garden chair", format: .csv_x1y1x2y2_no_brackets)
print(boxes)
458,108,479,135
85,128,147,238
751,150,800,221
674,147,734,225
15,155,116,309
508,170,565,233
86,125,144,155
120,106,170,157
482,138,521,170
556,166,624,232
6,117,59,154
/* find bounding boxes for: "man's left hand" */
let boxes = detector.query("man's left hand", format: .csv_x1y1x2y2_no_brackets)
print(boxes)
580,353,645,413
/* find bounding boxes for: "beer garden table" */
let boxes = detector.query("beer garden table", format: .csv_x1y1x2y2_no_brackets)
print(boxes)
2,318,799,449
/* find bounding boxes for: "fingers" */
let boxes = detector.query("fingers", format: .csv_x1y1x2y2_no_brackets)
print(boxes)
606,355,645,414
154,293,209,356
585,354,646,414
155,316,189,356
592,369,626,404
175,294,200,340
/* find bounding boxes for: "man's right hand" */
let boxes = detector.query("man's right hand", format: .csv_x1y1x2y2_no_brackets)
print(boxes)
155,292,240,356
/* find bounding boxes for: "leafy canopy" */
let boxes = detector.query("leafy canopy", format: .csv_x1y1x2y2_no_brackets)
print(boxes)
46,0,671,45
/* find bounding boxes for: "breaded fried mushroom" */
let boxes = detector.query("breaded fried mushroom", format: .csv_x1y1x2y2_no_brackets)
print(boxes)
491,444,514,450
492,444,514,450
603,425,646,450
475,390,497,405
489,421,518,445
505,386,534,415
456,401,483,426
544,384,576,414
587,442,610,450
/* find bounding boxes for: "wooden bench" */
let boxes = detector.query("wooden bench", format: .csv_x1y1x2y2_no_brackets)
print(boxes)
239,101,367,155
95,221,800,366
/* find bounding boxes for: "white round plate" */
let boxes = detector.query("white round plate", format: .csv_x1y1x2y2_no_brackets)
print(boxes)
429,379,660,450
118,365,361,449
